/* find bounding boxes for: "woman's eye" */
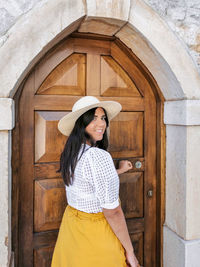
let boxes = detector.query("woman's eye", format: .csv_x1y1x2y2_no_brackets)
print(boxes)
93,116,106,121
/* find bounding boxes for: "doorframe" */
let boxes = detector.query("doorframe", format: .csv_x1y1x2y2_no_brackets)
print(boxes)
110,36,165,266
116,37,165,267
11,32,165,267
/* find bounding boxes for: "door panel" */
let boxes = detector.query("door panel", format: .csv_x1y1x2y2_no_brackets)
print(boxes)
100,55,141,97
34,247,54,267
120,172,143,218
16,37,157,267
131,232,144,265
34,179,66,232
109,112,143,157
35,111,68,163
34,163,61,179
37,53,86,95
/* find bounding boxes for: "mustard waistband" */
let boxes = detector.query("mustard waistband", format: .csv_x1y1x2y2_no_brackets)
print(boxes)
67,205,105,220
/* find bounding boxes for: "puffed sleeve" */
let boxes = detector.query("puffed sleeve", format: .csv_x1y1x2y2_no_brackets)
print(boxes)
85,147,120,209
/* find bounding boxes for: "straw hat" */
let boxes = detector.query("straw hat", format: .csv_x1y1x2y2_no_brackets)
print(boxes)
58,96,122,136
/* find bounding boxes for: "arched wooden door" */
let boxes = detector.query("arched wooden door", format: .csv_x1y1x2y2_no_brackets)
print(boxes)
13,35,157,267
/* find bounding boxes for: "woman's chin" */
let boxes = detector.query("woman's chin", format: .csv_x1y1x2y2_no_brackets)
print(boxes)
88,133,104,143
94,136,104,142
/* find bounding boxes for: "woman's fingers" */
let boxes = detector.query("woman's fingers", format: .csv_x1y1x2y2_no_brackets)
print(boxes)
127,161,133,169
118,160,133,174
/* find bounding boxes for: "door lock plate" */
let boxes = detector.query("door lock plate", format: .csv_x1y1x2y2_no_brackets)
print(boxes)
147,190,153,197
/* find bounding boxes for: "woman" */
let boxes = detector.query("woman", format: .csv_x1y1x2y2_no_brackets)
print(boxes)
51,96,140,267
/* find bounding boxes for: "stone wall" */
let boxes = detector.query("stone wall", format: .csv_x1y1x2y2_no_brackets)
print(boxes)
0,0,200,73
0,0,42,35
144,0,200,72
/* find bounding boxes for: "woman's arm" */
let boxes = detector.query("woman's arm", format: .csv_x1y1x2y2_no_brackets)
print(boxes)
103,205,139,267
105,160,139,267
103,205,133,252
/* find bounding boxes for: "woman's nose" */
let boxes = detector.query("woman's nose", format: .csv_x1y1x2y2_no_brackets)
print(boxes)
97,118,105,126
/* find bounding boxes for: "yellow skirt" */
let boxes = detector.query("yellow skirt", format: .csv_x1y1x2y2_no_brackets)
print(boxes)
51,205,127,267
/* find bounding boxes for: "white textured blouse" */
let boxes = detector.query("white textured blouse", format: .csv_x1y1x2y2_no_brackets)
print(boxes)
65,144,120,213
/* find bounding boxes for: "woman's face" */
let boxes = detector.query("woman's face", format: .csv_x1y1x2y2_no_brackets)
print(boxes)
85,107,107,143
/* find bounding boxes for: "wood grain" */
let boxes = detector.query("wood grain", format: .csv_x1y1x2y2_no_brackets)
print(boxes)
34,179,66,232
34,163,61,179
34,95,144,111
18,72,35,266
109,112,143,158
12,35,162,267
86,54,100,95
119,172,144,218
34,247,54,267
37,53,86,95
101,55,141,97
34,111,67,163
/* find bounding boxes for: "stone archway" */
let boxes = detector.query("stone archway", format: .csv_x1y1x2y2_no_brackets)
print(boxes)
0,0,200,266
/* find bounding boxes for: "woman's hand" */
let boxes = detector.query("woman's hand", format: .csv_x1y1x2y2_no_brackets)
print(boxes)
125,250,140,267
117,160,133,175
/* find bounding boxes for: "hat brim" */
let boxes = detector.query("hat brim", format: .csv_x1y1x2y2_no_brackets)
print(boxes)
58,101,122,136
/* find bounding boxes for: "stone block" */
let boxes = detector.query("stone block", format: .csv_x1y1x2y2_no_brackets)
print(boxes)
164,226,200,267
115,23,184,100
186,7,200,24
165,125,200,240
165,125,187,238
164,100,200,125
186,126,200,239
0,8,15,36
86,0,130,20
79,0,130,36
163,226,185,267
0,98,14,130
78,16,126,36
143,0,168,17
186,238,200,266
180,24,199,46
0,0,42,37
0,131,9,266
166,7,186,21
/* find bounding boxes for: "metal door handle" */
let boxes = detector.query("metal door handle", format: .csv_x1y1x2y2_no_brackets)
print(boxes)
135,161,142,169
147,190,153,197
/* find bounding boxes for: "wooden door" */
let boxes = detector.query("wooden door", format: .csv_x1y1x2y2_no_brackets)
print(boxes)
13,36,157,267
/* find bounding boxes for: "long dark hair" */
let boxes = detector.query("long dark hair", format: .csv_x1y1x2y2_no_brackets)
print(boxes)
58,107,109,186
